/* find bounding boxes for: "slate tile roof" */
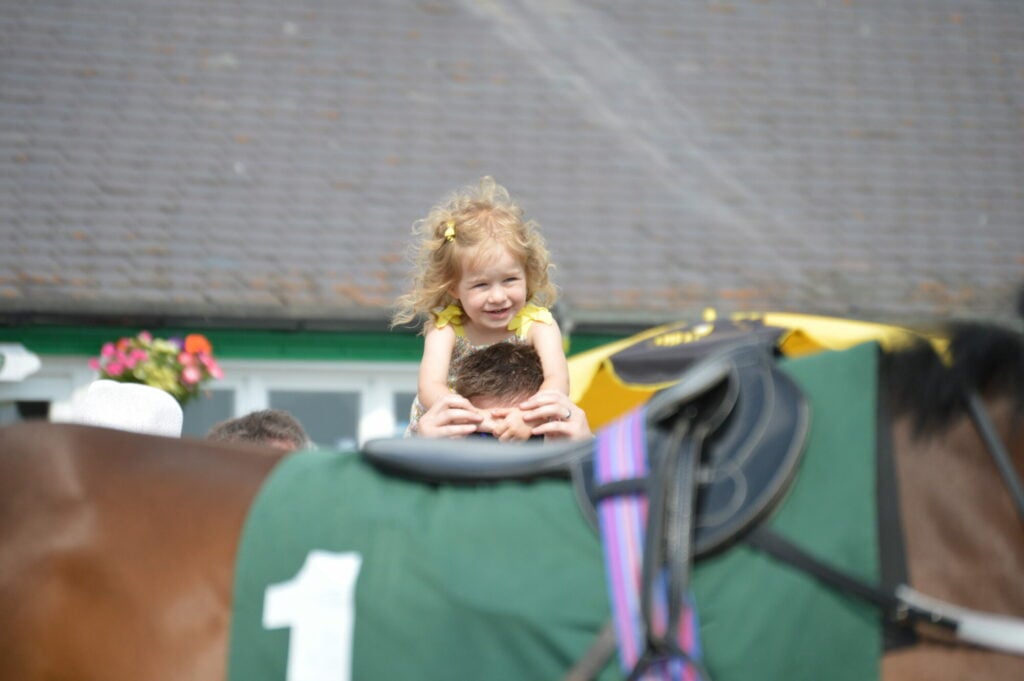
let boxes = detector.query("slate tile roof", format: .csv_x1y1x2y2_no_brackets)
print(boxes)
1,0,1022,331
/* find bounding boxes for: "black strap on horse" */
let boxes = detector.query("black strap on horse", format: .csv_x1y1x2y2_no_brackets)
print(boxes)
737,382,1024,647
965,389,1024,523
708,377,1024,658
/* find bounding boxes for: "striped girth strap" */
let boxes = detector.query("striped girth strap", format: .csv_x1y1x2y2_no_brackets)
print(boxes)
594,406,705,681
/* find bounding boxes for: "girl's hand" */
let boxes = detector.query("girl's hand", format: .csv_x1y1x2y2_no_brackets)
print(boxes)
475,410,501,436
488,408,535,442
416,393,484,439
519,391,593,441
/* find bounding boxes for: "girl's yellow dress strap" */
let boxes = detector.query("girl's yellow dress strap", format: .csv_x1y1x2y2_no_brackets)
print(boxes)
432,304,466,337
507,303,554,339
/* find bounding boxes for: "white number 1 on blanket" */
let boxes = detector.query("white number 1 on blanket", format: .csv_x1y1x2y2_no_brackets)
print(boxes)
263,550,363,681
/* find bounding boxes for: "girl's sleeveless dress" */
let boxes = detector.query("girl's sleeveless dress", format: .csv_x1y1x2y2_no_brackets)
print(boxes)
405,302,554,435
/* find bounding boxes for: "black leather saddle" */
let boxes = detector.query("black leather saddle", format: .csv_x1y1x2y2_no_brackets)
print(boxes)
361,341,809,558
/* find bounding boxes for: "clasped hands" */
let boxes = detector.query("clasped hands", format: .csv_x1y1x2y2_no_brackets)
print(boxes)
417,390,592,442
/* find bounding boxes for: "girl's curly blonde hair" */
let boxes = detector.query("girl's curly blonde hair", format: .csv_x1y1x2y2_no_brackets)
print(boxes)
392,176,557,330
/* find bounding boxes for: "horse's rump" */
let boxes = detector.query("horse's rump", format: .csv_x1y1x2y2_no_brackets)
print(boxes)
0,424,284,681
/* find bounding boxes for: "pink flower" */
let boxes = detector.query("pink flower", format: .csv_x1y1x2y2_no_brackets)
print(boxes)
138,331,153,343
101,342,116,358
88,358,101,370
182,365,202,385
130,349,147,362
178,351,196,366
199,354,224,378
106,362,125,377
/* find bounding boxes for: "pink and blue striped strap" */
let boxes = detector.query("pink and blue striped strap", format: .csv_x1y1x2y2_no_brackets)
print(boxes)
594,407,702,681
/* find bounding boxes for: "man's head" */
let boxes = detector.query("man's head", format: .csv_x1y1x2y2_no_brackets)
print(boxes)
453,343,543,409
207,409,310,452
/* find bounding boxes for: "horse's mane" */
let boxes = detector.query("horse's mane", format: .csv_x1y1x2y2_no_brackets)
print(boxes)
880,322,1024,436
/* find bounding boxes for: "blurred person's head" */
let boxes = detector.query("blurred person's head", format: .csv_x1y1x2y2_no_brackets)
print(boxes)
207,409,310,452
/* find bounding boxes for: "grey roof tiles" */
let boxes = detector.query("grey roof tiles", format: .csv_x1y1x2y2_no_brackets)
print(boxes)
1,0,1021,330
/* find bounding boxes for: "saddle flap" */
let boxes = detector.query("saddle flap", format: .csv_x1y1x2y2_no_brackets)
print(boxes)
644,353,738,431
573,342,810,558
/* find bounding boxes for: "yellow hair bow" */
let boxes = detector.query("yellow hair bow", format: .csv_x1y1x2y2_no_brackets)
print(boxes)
444,220,456,242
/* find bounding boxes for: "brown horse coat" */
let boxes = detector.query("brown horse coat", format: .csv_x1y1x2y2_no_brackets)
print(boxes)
882,396,1024,681
0,424,285,681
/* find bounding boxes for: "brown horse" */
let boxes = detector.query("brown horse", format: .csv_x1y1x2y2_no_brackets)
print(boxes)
878,324,1024,680
0,426,286,681
0,324,1022,681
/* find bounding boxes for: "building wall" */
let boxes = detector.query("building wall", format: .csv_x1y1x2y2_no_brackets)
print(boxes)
0,324,623,445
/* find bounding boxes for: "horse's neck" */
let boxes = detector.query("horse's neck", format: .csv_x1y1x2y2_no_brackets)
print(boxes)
885,398,1024,680
893,398,1024,609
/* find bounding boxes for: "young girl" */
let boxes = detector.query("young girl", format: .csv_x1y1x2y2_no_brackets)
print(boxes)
392,176,569,436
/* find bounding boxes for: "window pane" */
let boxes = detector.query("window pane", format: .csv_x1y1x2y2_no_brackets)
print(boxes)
17,401,49,420
270,391,359,451
392,391,417,436
0,402,37,426
182,390,236,437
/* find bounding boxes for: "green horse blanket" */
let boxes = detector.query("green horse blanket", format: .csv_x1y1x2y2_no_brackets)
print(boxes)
228,343,881,681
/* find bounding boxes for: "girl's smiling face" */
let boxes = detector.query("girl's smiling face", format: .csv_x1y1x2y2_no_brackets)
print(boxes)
452,246,527,340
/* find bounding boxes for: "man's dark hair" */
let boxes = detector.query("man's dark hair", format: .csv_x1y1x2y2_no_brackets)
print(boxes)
453,343,544,404
207,409,310,451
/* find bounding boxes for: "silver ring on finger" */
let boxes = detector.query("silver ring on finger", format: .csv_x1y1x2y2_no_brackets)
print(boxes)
563,408,572,421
